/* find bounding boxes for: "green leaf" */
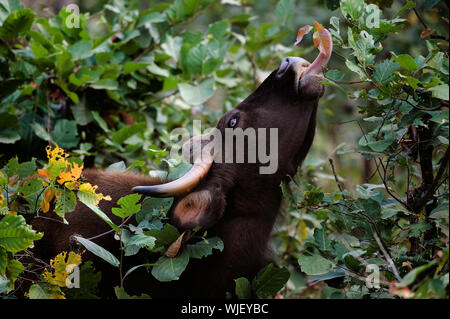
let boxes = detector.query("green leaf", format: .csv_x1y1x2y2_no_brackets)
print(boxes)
91,111,109,132
151,250,189,282
345,59,367,80
71,97,93,126
145,224,180,248
74,236,120,267
114,286,151,299
106,161,127,172
112,122,146,144
31,121,50,142
251,264,290,298
393,54,418,71
359,131,395,152
314,227,332,251
185,237,224,259
298,252,333,275
275,0,295,25
90,79,119,90
340,0,365,21
123,62,148,75
136,197,173,224
18,177,45,208
51,119,79,149
79,202,120,232
0,113,20,144
326,69,344,81
0,248,6,276
178,77,215,105
235,277,252,299
428,84,449,101
111,193,142,219
147,62,170,77
168,163,192,180
27,283,53,299
68,40,94,61
124,234,156,249
344,254,363,272
0,8,35,41
372,60,399,84
3,156,19,177
5,258,23,290
54,189,77,218
308,268,346,285
397,1,416,15
399,261,436,287
185,43,206,75
0,215,43,253
16,159,36,179
0,275,8,294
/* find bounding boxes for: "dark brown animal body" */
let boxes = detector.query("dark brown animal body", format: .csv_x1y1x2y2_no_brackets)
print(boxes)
30,54,329,298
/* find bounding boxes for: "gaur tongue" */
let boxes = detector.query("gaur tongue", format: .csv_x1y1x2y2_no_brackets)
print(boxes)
294,21,333,76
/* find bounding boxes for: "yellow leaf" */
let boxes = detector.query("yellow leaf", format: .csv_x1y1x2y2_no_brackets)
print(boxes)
57,162,84,186
38,169,51,180
78,182,111,205
46,145,69,165
50,291,66,299
44,187,56,203
40,199,50,213
43,251,82,288
67,251,82,266
297,220,308,245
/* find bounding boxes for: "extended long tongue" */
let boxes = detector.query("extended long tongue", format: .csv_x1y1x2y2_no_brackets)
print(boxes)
294,21,333,76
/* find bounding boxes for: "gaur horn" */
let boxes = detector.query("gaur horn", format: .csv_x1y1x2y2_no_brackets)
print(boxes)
132,135,214,197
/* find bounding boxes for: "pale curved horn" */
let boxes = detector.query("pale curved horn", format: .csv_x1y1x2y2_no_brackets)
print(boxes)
132,136,214,198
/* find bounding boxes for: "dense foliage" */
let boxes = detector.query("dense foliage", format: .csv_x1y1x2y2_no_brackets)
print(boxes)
0,0,448,299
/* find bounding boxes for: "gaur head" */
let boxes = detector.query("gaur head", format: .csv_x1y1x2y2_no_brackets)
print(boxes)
133,27,332,231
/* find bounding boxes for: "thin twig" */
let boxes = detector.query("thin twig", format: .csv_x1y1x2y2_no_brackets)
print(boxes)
396,97,443,111
34,215,66,224
420,147,449,207
373,232,402,282
333,264,392,287
376,158,410,210
329,158,346,196
247,52,259,90
413,7,429,29
86,215,134,241
334,80,372,85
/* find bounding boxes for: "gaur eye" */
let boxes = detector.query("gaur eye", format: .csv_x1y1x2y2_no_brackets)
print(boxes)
228,117,238,128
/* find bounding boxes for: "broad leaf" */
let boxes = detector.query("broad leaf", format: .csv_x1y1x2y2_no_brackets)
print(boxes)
74,236,120,267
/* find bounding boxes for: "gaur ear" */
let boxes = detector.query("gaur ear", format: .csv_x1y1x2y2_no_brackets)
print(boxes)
299,74,325,99
171,186,225,230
